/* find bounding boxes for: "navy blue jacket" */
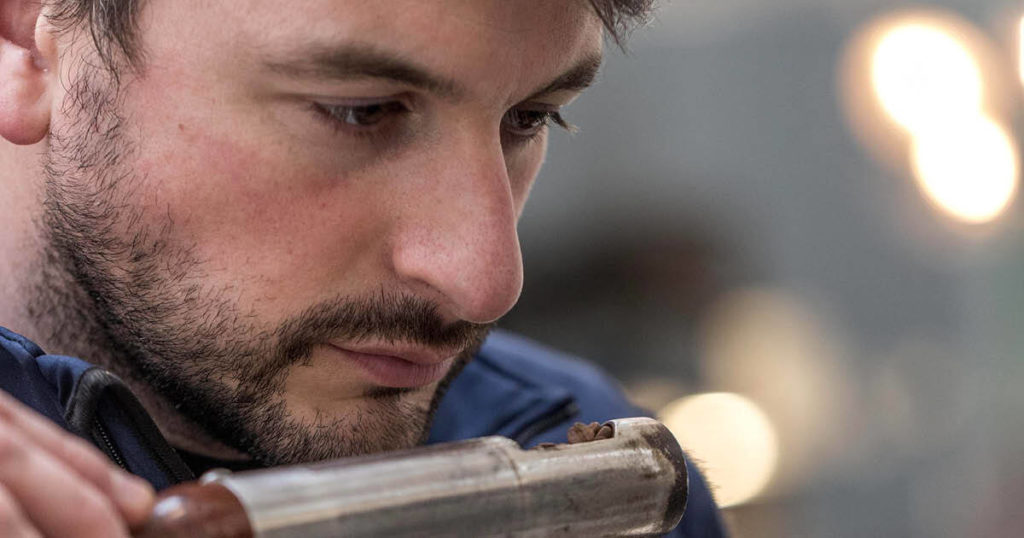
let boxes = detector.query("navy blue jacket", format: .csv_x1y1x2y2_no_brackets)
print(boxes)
0,326,724,536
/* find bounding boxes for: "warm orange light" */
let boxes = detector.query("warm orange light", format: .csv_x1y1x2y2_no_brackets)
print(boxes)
659,393,778,508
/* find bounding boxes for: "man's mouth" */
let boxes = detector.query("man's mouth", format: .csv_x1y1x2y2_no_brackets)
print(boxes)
325,342,456,389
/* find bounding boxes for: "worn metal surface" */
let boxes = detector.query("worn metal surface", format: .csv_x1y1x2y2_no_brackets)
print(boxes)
209,417,687,537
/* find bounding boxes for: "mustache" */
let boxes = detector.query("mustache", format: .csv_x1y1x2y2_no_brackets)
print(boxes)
285,293,488,349
239,293,493,390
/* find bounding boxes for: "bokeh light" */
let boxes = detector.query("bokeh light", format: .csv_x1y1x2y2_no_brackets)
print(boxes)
871,24,984,133
660,392,779,508
697,288,855,494
1019,16,1024,89
910,115,1019,223
854,13,1020,225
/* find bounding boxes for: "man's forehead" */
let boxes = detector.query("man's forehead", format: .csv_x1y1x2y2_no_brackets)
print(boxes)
244,0,601,42
147,0,603,102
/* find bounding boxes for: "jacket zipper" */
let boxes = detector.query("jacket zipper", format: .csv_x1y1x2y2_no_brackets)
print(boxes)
94,419,128,470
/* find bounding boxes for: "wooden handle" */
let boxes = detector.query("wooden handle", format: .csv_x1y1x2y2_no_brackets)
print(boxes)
132,482,253,538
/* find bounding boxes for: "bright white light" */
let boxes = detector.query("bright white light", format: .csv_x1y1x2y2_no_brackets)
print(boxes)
871,24,984,133
659,393,778,508
910,116,1019,223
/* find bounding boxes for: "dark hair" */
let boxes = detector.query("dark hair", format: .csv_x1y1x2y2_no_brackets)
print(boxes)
45,0,653,75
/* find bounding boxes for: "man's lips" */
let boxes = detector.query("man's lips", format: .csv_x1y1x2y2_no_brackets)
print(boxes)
325,343,455,389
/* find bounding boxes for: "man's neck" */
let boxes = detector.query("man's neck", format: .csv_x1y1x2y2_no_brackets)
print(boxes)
30,265,251,461
122,372,252,461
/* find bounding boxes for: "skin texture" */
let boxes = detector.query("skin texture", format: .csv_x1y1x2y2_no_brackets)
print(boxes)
0,0,604,534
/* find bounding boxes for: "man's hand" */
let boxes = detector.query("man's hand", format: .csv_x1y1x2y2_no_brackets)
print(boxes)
0,390,154,537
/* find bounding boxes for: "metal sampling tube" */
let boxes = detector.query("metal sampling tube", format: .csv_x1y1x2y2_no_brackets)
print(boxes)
134,417,688,538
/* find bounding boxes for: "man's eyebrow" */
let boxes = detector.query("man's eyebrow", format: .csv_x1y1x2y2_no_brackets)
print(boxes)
524,53,603,101
263,43,465,100
264,44,602,103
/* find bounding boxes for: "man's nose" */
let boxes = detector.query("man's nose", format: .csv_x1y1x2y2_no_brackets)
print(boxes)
389,136,524,324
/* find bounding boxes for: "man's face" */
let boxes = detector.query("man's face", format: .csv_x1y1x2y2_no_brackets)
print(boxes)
36,0,603,464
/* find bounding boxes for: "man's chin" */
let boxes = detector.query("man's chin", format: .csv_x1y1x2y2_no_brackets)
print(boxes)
233,389,434,466
282,383,436,436
246,349,471,465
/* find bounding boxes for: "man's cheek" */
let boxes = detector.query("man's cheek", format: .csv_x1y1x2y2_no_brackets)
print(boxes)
128,133,355,288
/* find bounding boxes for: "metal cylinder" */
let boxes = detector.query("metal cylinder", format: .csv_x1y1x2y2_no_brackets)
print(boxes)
136,417,687,538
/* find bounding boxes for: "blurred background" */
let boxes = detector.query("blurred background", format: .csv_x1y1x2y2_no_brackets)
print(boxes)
499,0,1024,536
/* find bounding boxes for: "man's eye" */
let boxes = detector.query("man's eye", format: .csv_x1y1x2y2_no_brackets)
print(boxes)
502,107,570,139
313,101,408,130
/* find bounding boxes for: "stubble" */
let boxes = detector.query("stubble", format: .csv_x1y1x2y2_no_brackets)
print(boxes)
27,59,489,466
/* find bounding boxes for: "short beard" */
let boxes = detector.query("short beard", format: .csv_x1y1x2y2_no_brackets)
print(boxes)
28,59,491,466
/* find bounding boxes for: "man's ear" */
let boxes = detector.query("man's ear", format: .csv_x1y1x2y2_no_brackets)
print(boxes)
0,2,57,145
